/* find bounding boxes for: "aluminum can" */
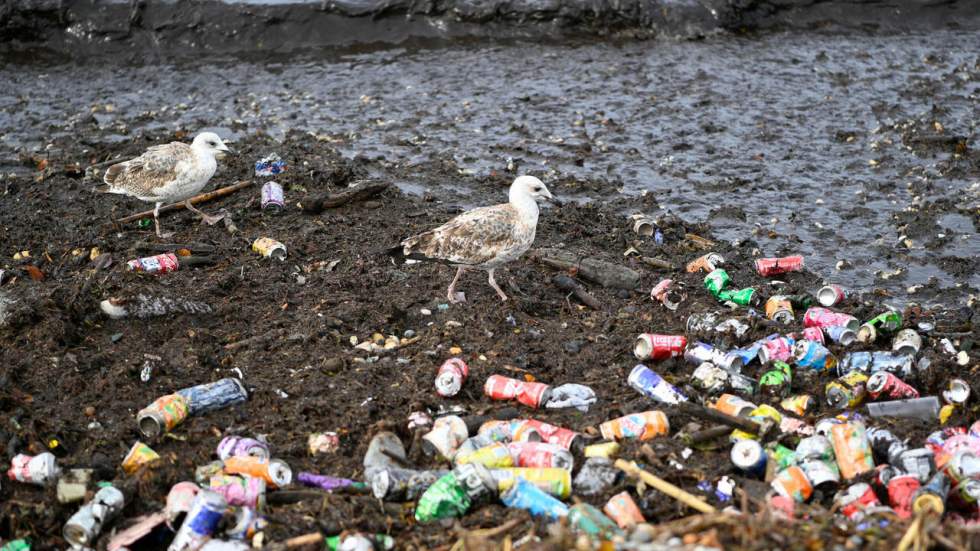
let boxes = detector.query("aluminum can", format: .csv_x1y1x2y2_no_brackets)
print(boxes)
824,325,857,346
296,472,362,492
603,491,645,528
887,474,920,519
816,284,846,307
686,312,751,339
260,181,284,212
866,372,919,400
137,394,191,439
507,441,574,470
802,326,824,343
226,507,267,540
452,463,498,506
765,296,794,323
512,420,581,450
308,432,340,455
780,416,814,437
830,422,875,480
254,154,286,176
421,415,469,459
926,427,967,452
500,477,569,520
896,448,935,482
712,394,757,418
178,378,248,416
217,436,270,461
363,431,407,476
627,365,687,404
686,252,724,273
222,456,292,488
758,335,795,364
165,482,200,527
371,467,446,501
866,427,907,465
825,372,868,409
755,255,804,276
251,237,286,260
413,471,470,523
731,440,767,476
731,405,782,442
837,351,913,378
584,442,620,459
945,451,980,485
7,452,59,485
632,216,656,237
793,340,837,372
836,483,880,520
796,435,835,462
728,372,757,396
703,269,730,296
780,394,815,417
650,279,684,310
772,444,797,470
759,361,792,397
935,434,980,470
490,467,571,499
683,342,743,372
690,362,728,394
454,435,495,460
718,287,758,307
803,307,859,331
209,474,266,509
477,420,516,443
127,253,180,274
892,329,922,355
800,459,840,491
912,471,949,515
454,442,513,468
435,358,469,397
771,466,813,503
599,411,669,441
122,441,160,474
63,486,125,548
568,502,623,540
943,378,971,405
483,375,551,408
857,310,903,344
633,333,687,361
169,490,227,551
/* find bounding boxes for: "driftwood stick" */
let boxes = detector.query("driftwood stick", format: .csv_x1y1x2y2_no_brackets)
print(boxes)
113,180,251,225
639,256,675,271
263,532,324,551
615,459,717,514
303,182,390,214
552,274,601,310
532,248,640,290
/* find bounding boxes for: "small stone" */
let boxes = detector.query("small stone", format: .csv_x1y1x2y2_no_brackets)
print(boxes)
420,308,432,316
957,351,970,366
563,340,582,354
84,406,96,417
617,289,630,299
109,333,123,343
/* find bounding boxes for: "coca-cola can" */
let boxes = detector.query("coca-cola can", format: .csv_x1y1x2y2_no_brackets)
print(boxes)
512,420,582,451
435,358,469,397
7,452,59,485
633,333,687,361
260,181,284,212
650,279,684,311
507,441,574,470
866,372,919,400
755,256,804,277
803,307,859,332
887,474,920,519
836,482,880,520
483,375,551,408
816,285,846,307
217,436,270,461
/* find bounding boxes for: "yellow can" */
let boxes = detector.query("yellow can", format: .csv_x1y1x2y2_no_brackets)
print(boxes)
122,441,160,474
251,237,287,260
584,441,620,459
731,405,782,442
491,467,571,499
454,442,514,468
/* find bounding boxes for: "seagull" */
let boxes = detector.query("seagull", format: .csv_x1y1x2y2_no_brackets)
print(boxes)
391,175,557,303
98,132,233,238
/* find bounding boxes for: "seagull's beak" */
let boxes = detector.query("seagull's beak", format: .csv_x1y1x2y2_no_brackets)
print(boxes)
544,191,562,206
220,145,235,155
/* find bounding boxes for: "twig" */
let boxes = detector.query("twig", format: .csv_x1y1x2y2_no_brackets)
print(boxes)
677,402,763,435
684,233,716,249
552,274,601,309
133,241,216,254
897,513,923,551
264,532,324,551
639,256,675,270
615,459,717,514
112,180,251,225
462,518,522,539
302,182,390,214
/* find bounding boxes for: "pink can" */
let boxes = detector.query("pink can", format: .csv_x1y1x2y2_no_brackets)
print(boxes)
866,372,920,400
755,256,805,277
803,307,859,331
887,474,920,519
759,336,795,364
126,253,180,274
210,474,266,509
507,441,574,470
483,375,551,408
802,327,825,344
817,285,846,307
837,482,880,519
513,420,580,450
165,482,200,527
7,453,58,485
435,358,469,397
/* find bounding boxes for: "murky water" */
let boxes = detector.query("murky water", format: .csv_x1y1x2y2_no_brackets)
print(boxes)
1,30,977,302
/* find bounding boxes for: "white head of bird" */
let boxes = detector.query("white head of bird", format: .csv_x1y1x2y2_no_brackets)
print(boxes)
191,132,233,158
509,175,555,211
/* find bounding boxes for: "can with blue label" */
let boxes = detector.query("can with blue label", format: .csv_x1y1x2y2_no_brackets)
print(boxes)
177,378,248,416
627,365,687,405
731,439,767,477
793,340,837,372
169,490,227,551
500,476,569,519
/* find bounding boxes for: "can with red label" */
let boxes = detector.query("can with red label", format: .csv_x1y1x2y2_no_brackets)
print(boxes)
801,327,825,344
7,452,59,485
755,256,804,276
887,474,920,519
836,482,880,520
483,375,552,408
633,334,687,361
512,420,581,451
603,491,645,528
127,253,180,274
650,279,685,310
209,474,266,509
803,307,860,332
435,358,469,397
866,372,920,400
816,284,846,307
598,411,669,441
507,442,574,470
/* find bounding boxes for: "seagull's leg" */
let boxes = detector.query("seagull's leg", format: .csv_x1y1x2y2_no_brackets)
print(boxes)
488,269,509,302
153,202,174,239
184,198,225,226
447,267,467,303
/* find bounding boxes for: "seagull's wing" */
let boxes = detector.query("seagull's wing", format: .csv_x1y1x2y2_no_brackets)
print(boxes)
101,142,194,198
401,204,525,266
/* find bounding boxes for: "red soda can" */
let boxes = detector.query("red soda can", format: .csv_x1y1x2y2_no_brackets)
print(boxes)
435,358,469,397
512,420,580,450
127,253,180,274
633,334,687,361
755,256,805,277
888,474,921,519
507,441,574,470
836,482,881,520
483,375,551,408
866,372,920,400
802,327,825,344
803,307,860,332
817,285,846,307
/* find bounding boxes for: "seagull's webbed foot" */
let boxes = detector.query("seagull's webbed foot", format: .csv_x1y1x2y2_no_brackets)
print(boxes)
198,213,226,226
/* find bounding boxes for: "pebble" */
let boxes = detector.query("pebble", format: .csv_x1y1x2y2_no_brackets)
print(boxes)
420,308,432,316
957,351,970,366
84,406,96,417
403,329,416,338
563,340,582,354
449,346,463,355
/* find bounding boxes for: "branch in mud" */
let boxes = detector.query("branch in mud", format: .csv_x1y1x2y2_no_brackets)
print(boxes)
302,182,390,214
111,181,252,225
531,247,640,290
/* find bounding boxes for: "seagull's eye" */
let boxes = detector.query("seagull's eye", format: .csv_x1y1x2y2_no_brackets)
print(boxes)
208,141,217,146
533,187,542,192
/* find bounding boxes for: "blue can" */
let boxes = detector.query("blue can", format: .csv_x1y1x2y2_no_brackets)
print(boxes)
627,365,687,405
500,477,569,519
793,340,836,371
170,490,226,550
825,325,857,346
177,378,248,416
254,154,286,177
730,340,764,366
731,440,767,477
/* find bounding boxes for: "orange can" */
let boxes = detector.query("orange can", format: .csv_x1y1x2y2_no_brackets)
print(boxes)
598,411,669,441
712,394,757,418
771,466,813,503
223,456,293,488
685,252,724,273
122,441,160,474
603,491,645,528
765,296,794,323
830,422,875,480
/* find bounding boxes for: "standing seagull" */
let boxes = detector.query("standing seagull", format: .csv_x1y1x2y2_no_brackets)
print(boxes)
98,132,233,238
392,175,557,302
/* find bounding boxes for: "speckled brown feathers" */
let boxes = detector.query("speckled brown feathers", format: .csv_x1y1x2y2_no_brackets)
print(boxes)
400,204,536,268
101,142,200,201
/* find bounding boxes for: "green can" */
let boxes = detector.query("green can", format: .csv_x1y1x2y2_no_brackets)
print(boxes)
719,288,757,306
414,472,470,522
770,444,797,470
568,503,623,541
787,294,814,311
759,361,792,397
0,541,30,551
704,269,730,296
866,310,902,331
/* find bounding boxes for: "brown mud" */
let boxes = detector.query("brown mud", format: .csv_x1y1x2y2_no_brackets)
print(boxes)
0,130,978,549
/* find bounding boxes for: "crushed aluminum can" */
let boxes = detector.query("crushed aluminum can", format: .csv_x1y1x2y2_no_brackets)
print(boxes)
127,253,181,274
209,474,266,509
603,491,645,528
454,442,514,468
817,284,846,307
799,458,840,491
686,312,751,339
260,181,284,212
796,435,835,462
793,340,837,372
836,482,880,520
731,405,782,442
226,507,267,540
63,485,126,548
755,255,804,277
803,307,859,332
866,372,919,400
500,476,569,520
217,436,270,461
574,457,619,496
837,351,913,378
137,394,190,439
633,333,687,361
912,470,949,515
650,279,684,310
691,362,730,394
7,452,59,485
512,420,582,451
771,466,813,503
830,422,875,480
856,310,902,343
372,467,446,501
251,237,287,260
435,358,469,397
703,268,730,296
712,394,757,418
453,463,498,506
169,490,227,551
122,441,160,474
222,456,292,488
887,474,920,519
731,439,767,476
421,415,468,459
165,482,200,527
507,441,574,470
896,448,935,482
727,372,757,396
57,468,93,504
892,329,922,356
866,396,941,420
686,252,724,273
627,364,687,405
631,216,656,237
802,326,825,343
598,411,669,442
363,431,406,478
759,361,791,397
568,502,623,541
308,432,340,455
483,375,552,408
759,335,795,365
866,427,907,465
195,460,226,484
780,394,815,417
491,467,572,499
407,411,432,431
943,378,971,405
946,451,980,486
825,371,869,409
683,341,743,372
254,154,286,177
824,325,857,346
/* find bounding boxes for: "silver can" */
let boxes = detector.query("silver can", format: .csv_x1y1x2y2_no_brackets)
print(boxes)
691,363,729,394
896,448,935,482
796,435,835,462
261,181,284,212
63,486,125,548
799,459,840,491
891,329,922,356
169,490,227,551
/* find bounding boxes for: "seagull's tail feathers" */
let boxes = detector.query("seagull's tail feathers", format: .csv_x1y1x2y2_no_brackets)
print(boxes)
388,235,455,266
387,244,410,265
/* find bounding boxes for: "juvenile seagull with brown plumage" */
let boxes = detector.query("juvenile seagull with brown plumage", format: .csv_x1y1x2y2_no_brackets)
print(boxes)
391,175,557,303
98,132,232,238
